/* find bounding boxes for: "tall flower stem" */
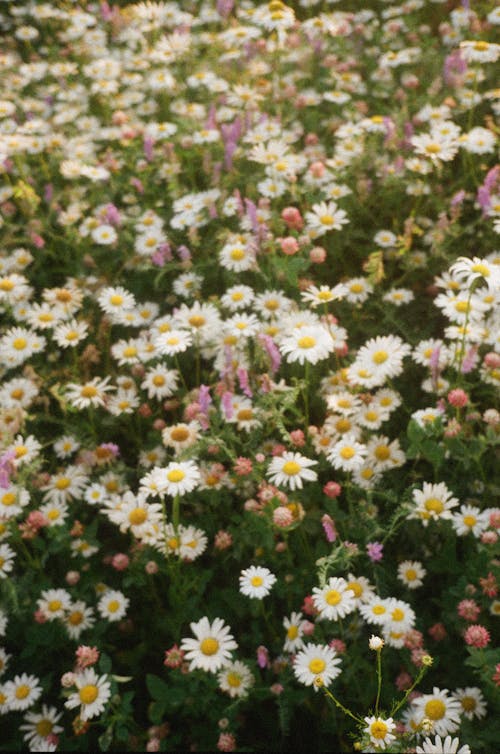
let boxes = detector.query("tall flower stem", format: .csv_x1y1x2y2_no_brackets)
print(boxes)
375,648,382,716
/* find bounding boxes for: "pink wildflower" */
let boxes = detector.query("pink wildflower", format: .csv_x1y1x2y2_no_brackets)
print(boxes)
464,624,490,648
321,514,337,543
217,733,236,752
447,388,468,408
428,623,447,641
366,541,384,562
457,599,481,621
234,457,253,476
75,646,100,670
323,481,342,498
164,645,185,669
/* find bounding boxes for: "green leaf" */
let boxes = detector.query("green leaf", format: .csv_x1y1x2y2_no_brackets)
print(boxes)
146,673,170,700
98,726,114,751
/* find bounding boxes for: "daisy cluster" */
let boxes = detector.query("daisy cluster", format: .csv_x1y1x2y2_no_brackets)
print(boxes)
0,0,498,751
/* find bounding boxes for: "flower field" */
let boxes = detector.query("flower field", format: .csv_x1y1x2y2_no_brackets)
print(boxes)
0,0,499,751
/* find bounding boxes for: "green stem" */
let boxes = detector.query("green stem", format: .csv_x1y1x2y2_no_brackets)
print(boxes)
172,494,180,535
321,686,364,725
375,649,382,716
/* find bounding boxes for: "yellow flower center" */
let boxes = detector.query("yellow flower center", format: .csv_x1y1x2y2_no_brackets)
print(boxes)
129,508,147,525
325,589,341,605
425,699,446,720
55,477,70,490
237,409,253,421
365,410,378,422
0,279,14,291
350,283,363,293
66,330,78,341
167,469,185,483
340,446,355,460
287,625,299,639
48,600,62,612
13,338,27,350
474,41,489,51
188,315,205,328
110,294,123,306
167,537,179,549
230,248,245,261
167,336,179,346
471,263,489,276
81,385,98,398
375,446,390,461
461,696,476,712
79,684,99,704
405,569,417,581
372,350,388,364
425,143,441,154
171,427,189,442
231,292,244,301
200,637,219,656
68,610,83,626
318,290,333,301
282,461,300,476
347,581,362,598
320,214,334,225
251,576,263,587
335,418,351,433
372,604,386,615
36,720,53,737
153,375,165,386
454,301,469,313
226,672,241,687
2,492,16,506
15,685,30,700
107,600,120,613
265,299,279,311
123,346,137,358
425,498,444,514
308,658,326,674
463,515,476,527
370,720,388,739
391,608,405,622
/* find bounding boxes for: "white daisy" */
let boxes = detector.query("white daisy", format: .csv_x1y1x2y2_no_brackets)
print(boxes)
283,612,308,653
363,716,397,750
4,674,42,711
452,687,486,720
239,566,277,599
150,460,201,497
181,617,238,673
217,661,254,699
20,705,63,751
411,687,462,737
312,577,357,621
97,590,129,622
64,668,111,721
279,325,335,365
416,735,471,754
293,644,342,690
397,561,426,589
266,452,318,491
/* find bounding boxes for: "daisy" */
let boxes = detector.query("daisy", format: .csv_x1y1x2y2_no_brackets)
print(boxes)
411,687,462,737
178,525,208,561
359,597,392,626
0,484,30,518
40,466,88,504
225,397,262,432
451,505,489,537
239,566,277,599
97,286,136,316
37,588,71,621
312,577,356,621
343,277,374,304
65,668,111,721
181,617,238,673
398,561,426,589
97,590,129,622
349,335,411,388
219,237,256,272
151,460,201,497
0,377,39,409
449,256,500,293
305,200,349,238
416,735,471,754
410,482,459,525
384,598,416,633
301,284,347,308
141,365,179,400
0,544,15,579
106,494,162,541
383,288,414,306
279,325,335,365
220,285,255,311
327,435,367,472
0,647,10,677
283,612,308,653
162,422,201,453
266,452,318,491
1,327,43,369
254,290,293,320
64,377,114,410
293,643,342,690
64,601,95,640
345,574,376,604
363,716,397,750
154,328,192,356
53,436,80,459
327,392,362,416
452,687,486,720
4,674,42,712
217,661,254,699
365,436,406,472
20,705,63,751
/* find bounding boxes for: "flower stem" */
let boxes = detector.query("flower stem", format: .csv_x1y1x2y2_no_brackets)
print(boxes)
375,648,382,716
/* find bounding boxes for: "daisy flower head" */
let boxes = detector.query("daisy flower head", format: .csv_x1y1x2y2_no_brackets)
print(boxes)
449,256,500,293
266,452,318,491
451,504,489,537
359,596,392,626
64,377,114,410
20,704,63,751
327,434,367,473
305,200,349,238
217,661,254,699
363,716,397,750
4,674,42,712
279,325,335,365
398,560,426,589
64,668,111,721
312,577,356,621
283,611,308,653
452,687,486,720
239,566,277,599
410,482,459,526
293,643,342,690
178,525,208,562
411,687,462,737
37,588,71,621
416,735,471,754
300,284,347,309
153,328,192,357
0,544,15,579
181,617,238,673
152,460,201,497
348,335,411,389
97,286,136,316
64,601,95,640
97,590,129,622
